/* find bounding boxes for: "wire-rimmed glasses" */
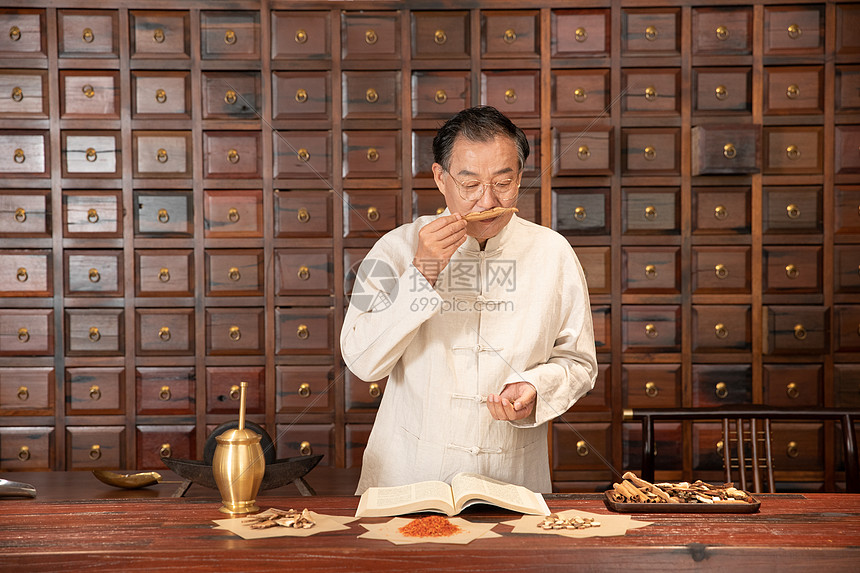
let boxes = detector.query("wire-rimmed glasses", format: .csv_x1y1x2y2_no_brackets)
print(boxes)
443,168,520,202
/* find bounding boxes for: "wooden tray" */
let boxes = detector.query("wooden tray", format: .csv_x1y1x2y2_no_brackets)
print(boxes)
603,491,761,513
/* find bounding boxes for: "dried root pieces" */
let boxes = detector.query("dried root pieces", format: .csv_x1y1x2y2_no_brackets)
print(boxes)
609,472,754,505
241,507,316,529
538,513,601,530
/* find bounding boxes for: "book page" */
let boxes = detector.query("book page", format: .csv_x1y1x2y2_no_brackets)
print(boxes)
451,473,550,515
355,480,455,517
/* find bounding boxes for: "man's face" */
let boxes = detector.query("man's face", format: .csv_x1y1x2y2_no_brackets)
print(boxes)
432,135,522,242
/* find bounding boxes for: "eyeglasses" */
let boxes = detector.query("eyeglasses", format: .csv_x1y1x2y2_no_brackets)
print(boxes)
443,169,520,202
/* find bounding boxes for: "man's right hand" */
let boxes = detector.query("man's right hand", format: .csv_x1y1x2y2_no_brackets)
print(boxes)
412,213,467,286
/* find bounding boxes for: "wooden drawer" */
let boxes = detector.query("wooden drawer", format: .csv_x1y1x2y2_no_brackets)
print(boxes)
343,131,401,179
66,191,122,237
692,7,752,55
130,11,189,59
764,6,824,56
622,305,680,353
481,70,539,118
836,305,860,353
0,70,47,117
517,187,540,225
205,249,264,297
622,128,680,174
136,308,194,356
764,66,823,115
0,427,53,470
274,131,331,179
205,308,264,356
203,131,261,179
763,187,822,234
65,367,124,415
136,425,195,470
836,126,860,174
272,11,330,60
276,423,334,466
200,10,259,60
412,130,435,178
275,191,332,238
622,8,680,55
136,250,194,297
66,426,124,470
0,308,53,356
692,246,751,294
623,364,681,409
64,250,123,297
343,71,400,120
58,9,118,58
0,250,51,297
135,191,192,237
0,190,49,237
692,305,752,353
764,364,822,407
412,189,447,220
136,367,195,415
411,10,469,60
835,186,860,235
341,11,400,61
0,131,47,176
577,246,611,295
552,9,610,57
763,126,823,175
763,305,828,355
343,191,398,238
772,423,824,472
624,421,681,472
60,71,119,119
834,365,860,408
553,189,609,235
203,190,263,238
276,307,333,356
692,187,750,234
552,70,609,117
482,10,539,58
343,248,370,299
345,370,387,412
692,422,725,471
693,67,751,113
592,305,611,353
622,246,680,294
0,367,53,415
837,4,860,55
0,9,45,57
131,71,190,118
206,366,264,414
622,69,680,114
133,132,191,178
412,71,470,119
623,188,679,234
65,308,123,356
272,72,330,121
552,422,611,471
202,71,260,119
763,245,821,293
62,131,120,178
569,362,610,410
276,365,334,413
835,245,860,293
345,424,372,468
275,249,333,296
691,124,760,176
553,127,612,176
692,364,752,406
837,66,860,112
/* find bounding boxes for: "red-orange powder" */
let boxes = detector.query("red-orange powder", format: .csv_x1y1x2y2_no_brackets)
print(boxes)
397,515,463,537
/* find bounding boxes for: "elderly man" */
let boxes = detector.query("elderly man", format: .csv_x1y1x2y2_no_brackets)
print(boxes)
341,106,597,494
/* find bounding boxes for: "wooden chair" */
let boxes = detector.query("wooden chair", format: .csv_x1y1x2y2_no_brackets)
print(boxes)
625,407,860,493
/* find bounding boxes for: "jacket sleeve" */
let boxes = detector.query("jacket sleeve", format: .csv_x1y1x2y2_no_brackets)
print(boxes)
501,249,598,427
340,250,442,382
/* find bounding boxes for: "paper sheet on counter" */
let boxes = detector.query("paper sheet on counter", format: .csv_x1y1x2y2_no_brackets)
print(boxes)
213,511,357,539
502,509,652,538
358,517,500,545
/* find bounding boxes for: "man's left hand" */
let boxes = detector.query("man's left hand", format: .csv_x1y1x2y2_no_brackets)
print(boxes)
487,382,536,421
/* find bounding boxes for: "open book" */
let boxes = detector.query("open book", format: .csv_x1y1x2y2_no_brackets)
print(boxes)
355,472,550,518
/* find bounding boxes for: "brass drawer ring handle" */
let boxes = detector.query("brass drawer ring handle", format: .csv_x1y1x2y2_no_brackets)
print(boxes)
159,385,171,401
88,268,100,283
18,328,29,343
715,382,729,399
298,383,311,398
89,385,101,401
645,381,658,398
297,324,310,340
89,327,100,342
16,267,28,282
434,29,447,45
158,327,171,341
229,326,241,341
